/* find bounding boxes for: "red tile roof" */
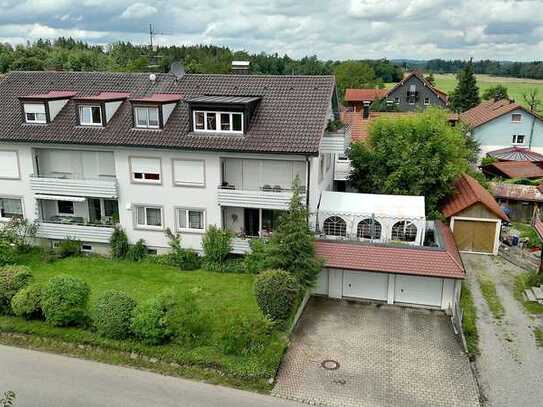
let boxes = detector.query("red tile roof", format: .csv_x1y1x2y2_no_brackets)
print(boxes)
21,91,77,100
460,99,543,128
130,93,183,103
340,111,413,142
491,182,543,203
441,174,509,221
75,92,131,101
344,88,387,102
315,222,465,279
487,147,543,163
485,160,543,179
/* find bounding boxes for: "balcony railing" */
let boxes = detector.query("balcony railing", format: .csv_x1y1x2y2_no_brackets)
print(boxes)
36,221,114,244
30,175,119,199
217,186,305,210
320,124,352,154
230,237,252,254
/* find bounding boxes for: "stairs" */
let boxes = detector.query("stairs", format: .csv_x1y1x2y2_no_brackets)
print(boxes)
524,285,543,304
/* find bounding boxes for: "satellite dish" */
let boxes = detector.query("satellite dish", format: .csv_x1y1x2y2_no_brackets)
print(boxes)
149,73,157,82
170,61,185,79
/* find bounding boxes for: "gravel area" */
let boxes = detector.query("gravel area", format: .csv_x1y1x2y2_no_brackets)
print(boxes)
462,253,543,407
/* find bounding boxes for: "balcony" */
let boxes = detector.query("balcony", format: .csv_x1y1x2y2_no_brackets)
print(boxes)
30,175,119,199
218,187,304,210
334,159,352,181
320,124,352,154
36,221,114,244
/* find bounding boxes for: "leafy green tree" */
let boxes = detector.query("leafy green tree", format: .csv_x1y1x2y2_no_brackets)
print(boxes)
333,61,378,100
522,89,542,112
348,108,475,217
265,177,322,288
482,85,509,101
449,59,480,112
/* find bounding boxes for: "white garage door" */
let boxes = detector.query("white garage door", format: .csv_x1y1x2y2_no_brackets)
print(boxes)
394,275,443,307
343,271,388,301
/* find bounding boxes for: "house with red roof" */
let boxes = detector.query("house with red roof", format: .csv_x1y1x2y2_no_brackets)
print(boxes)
460,98,543,161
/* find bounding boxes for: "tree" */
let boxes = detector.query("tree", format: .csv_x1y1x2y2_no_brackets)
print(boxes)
482,85,509,101
523,89,542,112
333,61,378,101
265,177,322,288
425,71,435,85
449,59,480,112
348,108,475,217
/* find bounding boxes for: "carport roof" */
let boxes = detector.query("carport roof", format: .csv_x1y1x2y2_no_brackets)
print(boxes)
315,222,465,279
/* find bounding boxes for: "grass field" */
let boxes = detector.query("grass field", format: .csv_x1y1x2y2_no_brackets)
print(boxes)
387,73,543,109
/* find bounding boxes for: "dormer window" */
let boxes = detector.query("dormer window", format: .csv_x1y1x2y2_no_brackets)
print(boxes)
79,105,103,126
24,104,46,124
135,107,160,129
193,111,243,133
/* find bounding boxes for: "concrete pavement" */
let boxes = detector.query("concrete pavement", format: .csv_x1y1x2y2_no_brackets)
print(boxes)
0,345,303,407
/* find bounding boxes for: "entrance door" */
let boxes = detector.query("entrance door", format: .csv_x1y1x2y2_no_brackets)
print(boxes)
244,208,260,237
88,198,102,223
453,219,496,253
343,271,388,301
394,275,443,307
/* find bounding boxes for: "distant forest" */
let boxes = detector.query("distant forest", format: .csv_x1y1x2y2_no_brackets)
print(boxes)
401,59,543,80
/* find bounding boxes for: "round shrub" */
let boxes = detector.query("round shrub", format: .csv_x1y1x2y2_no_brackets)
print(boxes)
11,284,43,320
0,265,32,314
131,295,173,345
42,275,90,326
94,290,137,339
254,269,299,321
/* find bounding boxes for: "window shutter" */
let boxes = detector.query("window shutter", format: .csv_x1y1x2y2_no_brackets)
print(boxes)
0,151,19,179
173,160,205,186
131,157,160,174
23,103,46,114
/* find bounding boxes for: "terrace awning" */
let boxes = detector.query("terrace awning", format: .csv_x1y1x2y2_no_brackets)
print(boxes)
35,194,87,202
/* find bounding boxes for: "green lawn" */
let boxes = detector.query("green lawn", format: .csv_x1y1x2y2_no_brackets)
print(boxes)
0,251,286,391
460,282,479,357
514,272,543,315
477,272,505,320
386,73,543,109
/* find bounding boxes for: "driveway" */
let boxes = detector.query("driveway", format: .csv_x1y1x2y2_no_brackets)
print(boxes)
462,253,543,407
272,297,480,407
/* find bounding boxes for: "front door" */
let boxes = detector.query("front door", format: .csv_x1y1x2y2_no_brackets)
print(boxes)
244,208,260,237
88,198,102,224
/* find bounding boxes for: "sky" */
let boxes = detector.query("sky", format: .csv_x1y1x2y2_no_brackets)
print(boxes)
0,0,542,61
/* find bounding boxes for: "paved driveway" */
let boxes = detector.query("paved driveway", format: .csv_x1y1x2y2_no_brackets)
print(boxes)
272,297,480,407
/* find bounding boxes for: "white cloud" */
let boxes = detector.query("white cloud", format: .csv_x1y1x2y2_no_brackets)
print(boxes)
120,3,158,19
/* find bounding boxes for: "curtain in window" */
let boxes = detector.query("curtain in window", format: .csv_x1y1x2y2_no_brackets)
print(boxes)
146,208,162,226
137,207,145,225
188,211,203,229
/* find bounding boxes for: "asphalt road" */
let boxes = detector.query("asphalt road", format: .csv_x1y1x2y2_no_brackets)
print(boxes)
0,345,303,407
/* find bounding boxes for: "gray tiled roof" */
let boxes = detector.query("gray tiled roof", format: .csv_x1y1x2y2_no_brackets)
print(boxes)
0,71,335,155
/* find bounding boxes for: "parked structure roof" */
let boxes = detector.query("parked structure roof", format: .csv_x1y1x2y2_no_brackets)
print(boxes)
484,160,543,179
441,174,509,221
0,71,335,155
487,146,543,162
315,222,465,279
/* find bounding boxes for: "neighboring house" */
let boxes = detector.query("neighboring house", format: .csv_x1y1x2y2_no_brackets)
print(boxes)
461,99,543,159
491,182,543,223
482,160,543,180
442,174,509,255
0,68,340,255
312,191,464,313
343,88,388,117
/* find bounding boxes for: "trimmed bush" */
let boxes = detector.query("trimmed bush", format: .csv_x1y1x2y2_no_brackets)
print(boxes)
55,238,81,258
202,226,232,272
219,316,273,355
42,275,90,326
0,265,32,314
94,290,137,339
131,294,173,345
165,290,209,345
110,226,129,258
11,284,43,320
254,269,299,321
0,240,16,267
243,239,269,274
127,239,146,262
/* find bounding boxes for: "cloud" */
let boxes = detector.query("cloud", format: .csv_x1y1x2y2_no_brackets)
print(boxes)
0,0,540,61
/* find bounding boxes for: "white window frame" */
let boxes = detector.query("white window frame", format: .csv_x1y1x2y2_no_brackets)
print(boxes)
134,106,160,129
0,196,24,221
175,207,206,233
424,97,430,105
512,113,522,123
79,105,103,126
134,205,164,230
23,103,47,124
192,110,243,134
512,134,526,145
130,157,162,184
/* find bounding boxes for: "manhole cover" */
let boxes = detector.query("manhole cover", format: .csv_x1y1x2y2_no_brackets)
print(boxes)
321,360,340,370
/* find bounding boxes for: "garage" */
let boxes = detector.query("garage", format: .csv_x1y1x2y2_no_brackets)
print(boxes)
442,174,508,255
394,275,443,307
343,271,388,301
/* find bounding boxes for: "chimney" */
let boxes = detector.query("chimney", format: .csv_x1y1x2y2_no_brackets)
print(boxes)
362,101,371,119
232,60,250,75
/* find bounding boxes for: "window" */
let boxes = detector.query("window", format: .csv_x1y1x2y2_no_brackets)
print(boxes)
338,155,349,161
136,206,163,228
512,113,522,122
0,151,20,179
134,106,160,129
323,216,347,237
57,201,74,215
193,111,243,133
176,208,205,231
81,244,93,252
23,103,46,123
79,105,102,126
0,197,23,220
357,219,381,240
103,200,119,217
512,134,526,145
130,157,161,183
424,97,430,105
394,97,400,104
391,221,417,242
172,159,205,187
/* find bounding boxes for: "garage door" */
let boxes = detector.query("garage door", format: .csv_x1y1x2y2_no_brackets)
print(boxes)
453,219,496,254
394,275,443,307
343,271,388,301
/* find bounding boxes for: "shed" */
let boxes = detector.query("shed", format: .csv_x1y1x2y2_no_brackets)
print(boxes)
442,174,509,255
491,182,543,223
